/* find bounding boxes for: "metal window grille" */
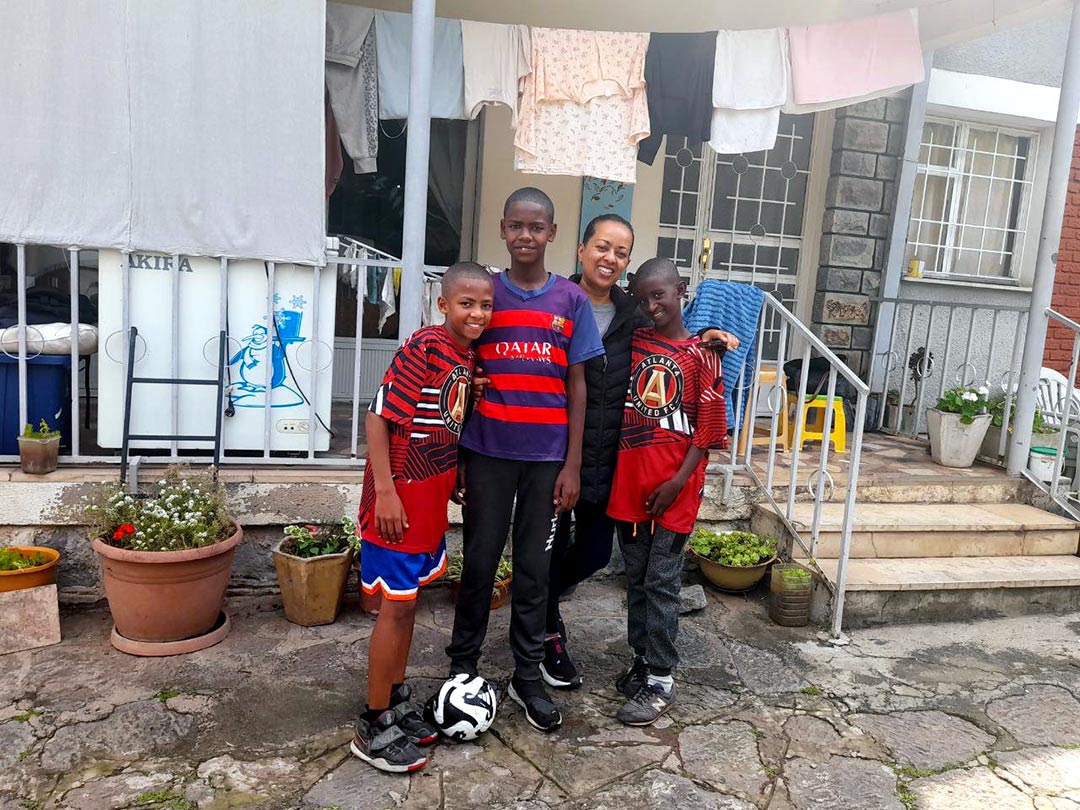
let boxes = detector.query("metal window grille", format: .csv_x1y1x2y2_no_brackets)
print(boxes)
906,117,1037,282
656,113,815,358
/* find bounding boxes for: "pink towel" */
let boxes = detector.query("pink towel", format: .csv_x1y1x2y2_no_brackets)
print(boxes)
788,9,924,106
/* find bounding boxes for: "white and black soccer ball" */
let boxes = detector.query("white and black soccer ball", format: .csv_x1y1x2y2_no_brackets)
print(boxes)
429,673,497,741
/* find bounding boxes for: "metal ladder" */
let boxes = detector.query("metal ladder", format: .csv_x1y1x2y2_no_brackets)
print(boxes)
120,326,227,486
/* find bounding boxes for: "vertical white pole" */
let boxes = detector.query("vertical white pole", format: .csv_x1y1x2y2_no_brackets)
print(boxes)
398,0,436,342
1009,0,1080,475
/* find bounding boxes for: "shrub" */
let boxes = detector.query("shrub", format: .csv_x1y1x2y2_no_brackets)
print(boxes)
22,419,60,440
935,385,989,425
281,516,358,558
0,548,50,571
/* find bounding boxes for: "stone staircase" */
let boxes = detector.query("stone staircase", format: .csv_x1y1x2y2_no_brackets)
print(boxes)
752,478,1080,628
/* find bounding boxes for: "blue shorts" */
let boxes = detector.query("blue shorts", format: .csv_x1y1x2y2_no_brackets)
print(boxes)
360,538,447,601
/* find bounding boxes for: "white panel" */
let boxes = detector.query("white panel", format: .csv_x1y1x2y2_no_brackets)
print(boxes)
96,251,336,452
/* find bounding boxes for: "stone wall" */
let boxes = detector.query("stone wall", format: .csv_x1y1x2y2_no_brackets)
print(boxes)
812,95,910,377
0,474,758,608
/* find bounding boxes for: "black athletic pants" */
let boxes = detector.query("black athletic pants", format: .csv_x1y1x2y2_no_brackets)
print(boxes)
446,450,561,682
545,498,616,633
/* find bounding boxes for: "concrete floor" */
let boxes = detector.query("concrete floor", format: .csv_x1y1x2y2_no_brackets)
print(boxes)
2,578,1079,810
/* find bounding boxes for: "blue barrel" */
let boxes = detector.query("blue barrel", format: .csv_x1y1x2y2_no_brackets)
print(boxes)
0,355,71,454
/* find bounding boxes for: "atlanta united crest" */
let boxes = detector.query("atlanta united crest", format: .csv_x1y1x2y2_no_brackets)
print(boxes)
440,365,471,434
630,354,684,419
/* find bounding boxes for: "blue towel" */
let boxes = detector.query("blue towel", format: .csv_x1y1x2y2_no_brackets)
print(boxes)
683,280,765,430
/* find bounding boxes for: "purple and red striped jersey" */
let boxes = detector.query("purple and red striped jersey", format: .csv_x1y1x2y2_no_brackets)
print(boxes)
359,325,473,554
460,272,604,462
607,329,727,534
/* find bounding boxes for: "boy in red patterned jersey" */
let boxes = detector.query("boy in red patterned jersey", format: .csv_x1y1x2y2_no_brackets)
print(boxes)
352,262,493,774
606,257,727,726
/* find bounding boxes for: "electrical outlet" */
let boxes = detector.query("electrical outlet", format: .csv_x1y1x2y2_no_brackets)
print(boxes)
276,419,310,434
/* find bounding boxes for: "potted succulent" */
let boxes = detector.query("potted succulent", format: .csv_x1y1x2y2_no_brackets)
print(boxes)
447,550,512,610
927,385,991,468
768,563,813,627
17,419,60,474
273,516,358,627
83,467,241,654
0,546,61,593
688,529,777,592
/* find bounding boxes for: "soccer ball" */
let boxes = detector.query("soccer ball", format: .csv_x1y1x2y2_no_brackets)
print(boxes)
429,673,497,740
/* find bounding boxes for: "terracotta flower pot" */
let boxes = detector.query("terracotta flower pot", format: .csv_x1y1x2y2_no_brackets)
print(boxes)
17,435,59,475
692,550,776,593
91,523,242,643
272,540,353,627
0,546,60,593
450,576,512,610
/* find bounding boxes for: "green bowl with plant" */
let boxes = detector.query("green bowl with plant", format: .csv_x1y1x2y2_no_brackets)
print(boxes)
688,529,777,592
0,546,61,592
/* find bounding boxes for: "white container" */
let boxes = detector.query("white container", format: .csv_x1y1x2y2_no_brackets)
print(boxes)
926,408,991,468
1028,446,1058,483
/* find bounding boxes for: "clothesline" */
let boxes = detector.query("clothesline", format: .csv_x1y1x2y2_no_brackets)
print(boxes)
325,3,925,186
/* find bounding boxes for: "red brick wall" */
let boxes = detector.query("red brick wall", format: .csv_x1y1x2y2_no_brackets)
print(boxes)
1046,127,1080,380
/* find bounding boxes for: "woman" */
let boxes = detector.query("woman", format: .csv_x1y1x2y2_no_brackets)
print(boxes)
541,214,738,689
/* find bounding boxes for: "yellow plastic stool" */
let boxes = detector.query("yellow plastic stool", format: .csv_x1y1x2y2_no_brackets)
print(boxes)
737,365,790,454
790,394,846,453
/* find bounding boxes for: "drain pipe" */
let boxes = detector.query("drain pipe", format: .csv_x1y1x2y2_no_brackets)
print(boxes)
1009,0,1080,476
397,0,435,342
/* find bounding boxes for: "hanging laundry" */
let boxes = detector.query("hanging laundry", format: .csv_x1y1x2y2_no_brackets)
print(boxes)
378,267,398,331
325,3,378,173
709,28,788,155
460,21,531,128
325,91,344,197
375,10,466,120
786,9,924,111
637,32,716,166
516,28,650,184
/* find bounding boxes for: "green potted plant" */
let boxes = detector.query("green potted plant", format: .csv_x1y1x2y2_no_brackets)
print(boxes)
273,516,358,627
83,467,241,655
17,419,60,474
688,529,777,592
447,550,512,610
927,385,991,468
0,546,60,593
980,398,1061,464
768,563,813,626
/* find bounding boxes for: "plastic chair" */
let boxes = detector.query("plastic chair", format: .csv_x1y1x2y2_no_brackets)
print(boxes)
737,365,790,454
789,393,846,453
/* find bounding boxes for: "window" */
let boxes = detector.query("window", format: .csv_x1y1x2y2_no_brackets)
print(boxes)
906,118,1037,281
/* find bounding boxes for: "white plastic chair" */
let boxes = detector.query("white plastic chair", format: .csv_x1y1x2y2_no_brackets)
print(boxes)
1037,367,1080,429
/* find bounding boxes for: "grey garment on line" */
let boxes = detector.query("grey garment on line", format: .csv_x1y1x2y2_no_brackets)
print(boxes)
617,521,687,676
325,3,378,174
375,10,466,120
591,301,617,338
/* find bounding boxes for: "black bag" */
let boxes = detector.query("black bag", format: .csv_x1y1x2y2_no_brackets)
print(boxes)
783,356,853,401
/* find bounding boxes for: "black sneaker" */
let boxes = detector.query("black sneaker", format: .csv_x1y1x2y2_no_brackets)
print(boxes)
615,656,649,698
351,708,428,773
507,677,563,733
390,683,439,746
541,634,582,689
616,681,676,727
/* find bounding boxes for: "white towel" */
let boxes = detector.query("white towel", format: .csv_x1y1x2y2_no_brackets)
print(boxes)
709,28,788,155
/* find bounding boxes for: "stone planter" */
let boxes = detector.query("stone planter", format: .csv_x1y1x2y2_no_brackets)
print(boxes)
91,522,242,649
926,409,991,468
692,550,776,593
272,540,353,627
980,426,1062,465
17,435,59,474
0,546,60,593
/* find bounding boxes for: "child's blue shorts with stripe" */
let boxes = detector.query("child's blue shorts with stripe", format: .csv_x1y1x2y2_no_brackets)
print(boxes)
360,538,447,601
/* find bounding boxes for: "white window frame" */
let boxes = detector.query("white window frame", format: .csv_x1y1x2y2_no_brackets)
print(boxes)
907,116,1039,284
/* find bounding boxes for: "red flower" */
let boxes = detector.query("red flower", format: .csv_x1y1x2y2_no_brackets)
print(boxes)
304,524,319,534
113,524,135,541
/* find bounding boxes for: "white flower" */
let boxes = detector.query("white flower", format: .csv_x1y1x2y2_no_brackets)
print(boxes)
962,392,978,402
977,385,989,397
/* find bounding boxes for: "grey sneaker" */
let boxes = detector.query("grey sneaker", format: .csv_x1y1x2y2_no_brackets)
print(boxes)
351,708,429,773
616,681,676,726
614,656,649,698
390,683,439,746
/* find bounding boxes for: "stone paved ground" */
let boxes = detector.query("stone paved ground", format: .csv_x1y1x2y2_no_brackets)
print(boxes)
2,580,1080,810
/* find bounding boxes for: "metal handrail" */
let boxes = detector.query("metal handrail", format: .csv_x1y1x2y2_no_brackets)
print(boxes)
715,292,867,637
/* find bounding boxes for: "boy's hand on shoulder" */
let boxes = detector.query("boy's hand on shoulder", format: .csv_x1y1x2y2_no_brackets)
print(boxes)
646,478,683,518
553,466,580,514
470,366,491,402
451,459,467,506
699,329,739,351
375,489,410,544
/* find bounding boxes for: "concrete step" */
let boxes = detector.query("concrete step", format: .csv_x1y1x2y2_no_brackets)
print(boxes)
752,502,1080,559
811,555,1080,628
